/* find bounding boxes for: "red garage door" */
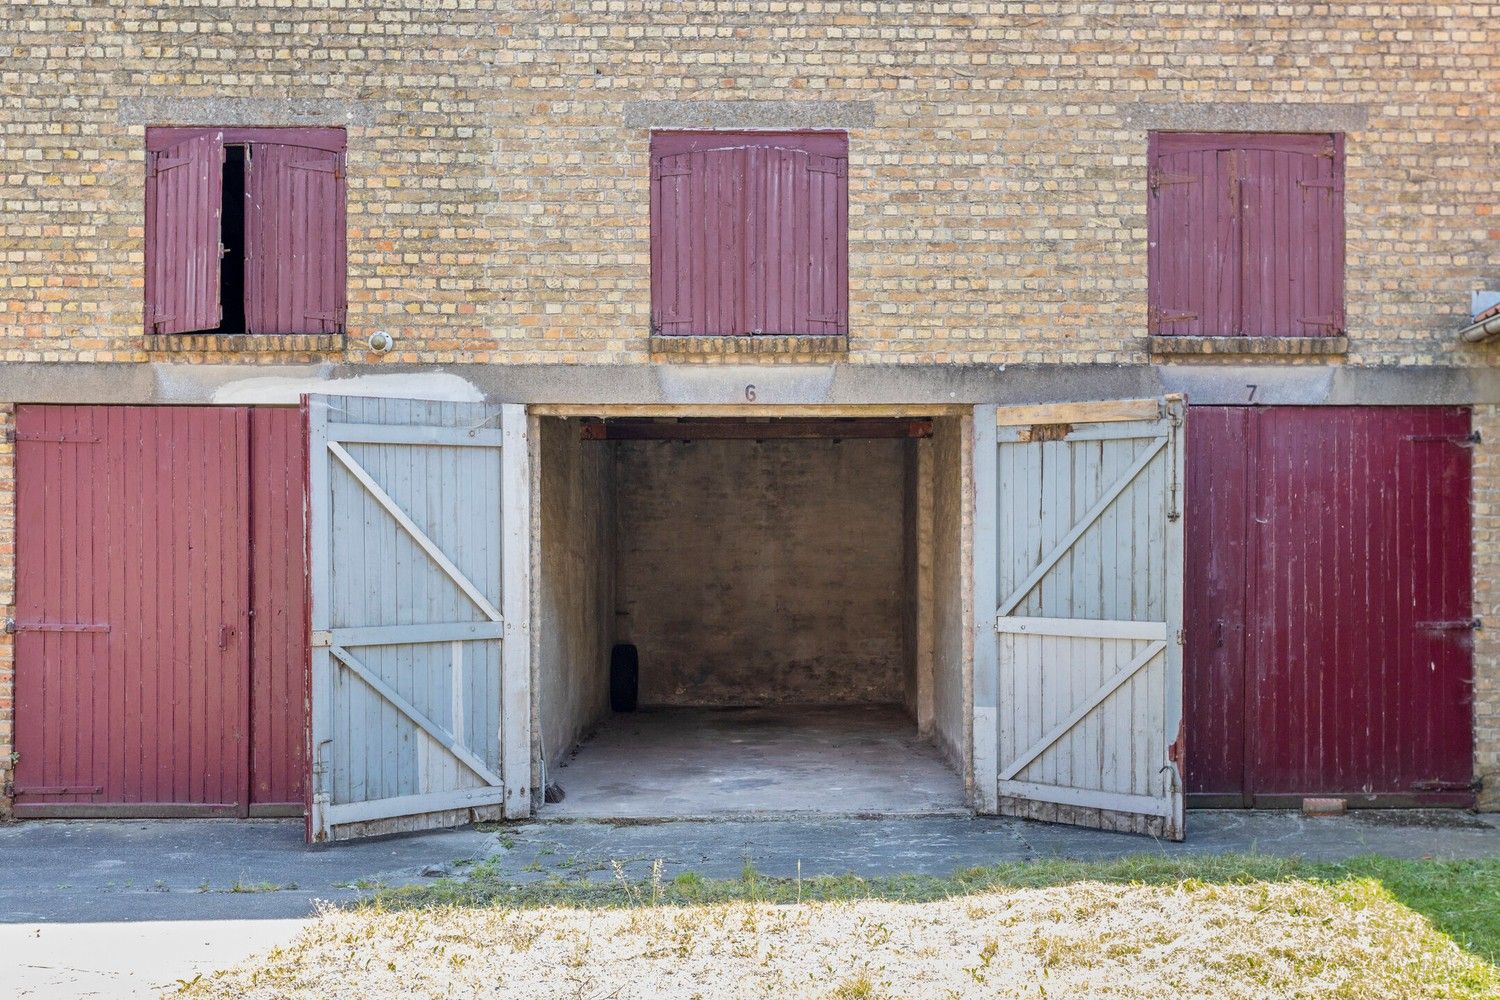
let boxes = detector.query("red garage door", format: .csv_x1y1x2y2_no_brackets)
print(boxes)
13,406,308,817
1185,406,1475,807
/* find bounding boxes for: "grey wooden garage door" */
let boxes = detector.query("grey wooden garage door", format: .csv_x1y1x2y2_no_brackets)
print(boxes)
974,397,1187,840
305,394,531,842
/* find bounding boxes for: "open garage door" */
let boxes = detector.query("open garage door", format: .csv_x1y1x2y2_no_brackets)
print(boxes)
305,395,531,842
974,397,1186,840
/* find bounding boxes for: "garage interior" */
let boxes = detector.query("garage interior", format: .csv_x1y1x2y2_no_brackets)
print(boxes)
535,414,971,818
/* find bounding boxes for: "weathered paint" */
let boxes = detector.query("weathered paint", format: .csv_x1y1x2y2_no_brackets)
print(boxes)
651,131,848,338
244,137,347,335
1185,406,1475,806
986,399,1186,839
12,405,309,816
13,406,251,815
248,408,310,808
1148,132,1343,337
306,394,531,841
144,129,224,335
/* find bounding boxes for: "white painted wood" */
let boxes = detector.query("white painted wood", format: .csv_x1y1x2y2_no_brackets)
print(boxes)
499,405,532,819
995,781,1175,818
994,617,1168,641
985,399,1186,840
998,639,1167,780
323,785,515,828
327,441,505,623
997,433,1170,617
331,622,506,646
969,405,1000,813
330,644,503,787
326,422,505,447
305,394,529,843
306,396,335,842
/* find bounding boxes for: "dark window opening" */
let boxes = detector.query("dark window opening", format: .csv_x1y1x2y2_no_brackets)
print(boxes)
213,145,248,335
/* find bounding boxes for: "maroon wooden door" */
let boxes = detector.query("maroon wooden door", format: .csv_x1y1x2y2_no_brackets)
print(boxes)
13,405,308,817
248,408,310,809
1183,407,1252,803
1185,406,1475,807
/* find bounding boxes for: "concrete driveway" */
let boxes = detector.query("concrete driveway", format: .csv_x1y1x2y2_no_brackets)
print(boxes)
3,810,1499,997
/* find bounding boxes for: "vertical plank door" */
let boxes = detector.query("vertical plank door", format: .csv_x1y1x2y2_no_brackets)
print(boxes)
975,397,1187,839
13,406,252,816
305,395,531,842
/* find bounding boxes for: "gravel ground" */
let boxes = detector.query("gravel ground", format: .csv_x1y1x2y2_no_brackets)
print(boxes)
182,877,1495,999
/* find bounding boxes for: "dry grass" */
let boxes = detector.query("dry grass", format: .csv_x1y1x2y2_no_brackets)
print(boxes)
179,856,1499,1000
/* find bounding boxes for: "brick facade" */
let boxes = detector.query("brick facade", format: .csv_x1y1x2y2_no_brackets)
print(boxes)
0,4,1494,365
0,3,1496,813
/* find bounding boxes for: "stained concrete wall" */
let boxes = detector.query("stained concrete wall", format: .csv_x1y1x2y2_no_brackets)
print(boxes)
536,418,616,778
614,438,906,706
929,416,971,782
902,439,936,733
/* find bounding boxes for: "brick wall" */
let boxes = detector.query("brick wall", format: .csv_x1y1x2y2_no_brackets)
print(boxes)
614,437,909,706
0,3,1495,366
1475,405,1500,810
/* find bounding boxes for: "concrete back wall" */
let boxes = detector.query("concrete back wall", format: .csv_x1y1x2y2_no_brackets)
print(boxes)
536,418,616,779
614,438,906,706
929,416,971,787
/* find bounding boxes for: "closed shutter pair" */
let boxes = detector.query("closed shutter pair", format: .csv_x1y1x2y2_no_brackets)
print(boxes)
1147,132,1344,338
144,128,347,336
650,131,849,338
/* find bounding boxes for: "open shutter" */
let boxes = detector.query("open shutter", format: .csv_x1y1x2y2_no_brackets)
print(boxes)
305,395,530,842
246,140,347,335
975,397,1187,839
144,129,224,334
650,131,848,337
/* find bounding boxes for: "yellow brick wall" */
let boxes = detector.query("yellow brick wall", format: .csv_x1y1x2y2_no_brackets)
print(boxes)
0,3,1495,366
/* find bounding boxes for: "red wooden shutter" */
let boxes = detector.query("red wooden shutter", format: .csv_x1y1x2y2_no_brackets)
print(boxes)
1239,134,1344,336
144,129,224,334
1150,132,1344,338
1147,133,1233,338
244,136,347,335
651,131,848,337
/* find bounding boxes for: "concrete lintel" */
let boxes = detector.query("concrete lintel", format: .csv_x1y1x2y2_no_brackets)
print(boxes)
118,96,380,128
623,100,876,131
0,362,1494,408
1121,101,1370,134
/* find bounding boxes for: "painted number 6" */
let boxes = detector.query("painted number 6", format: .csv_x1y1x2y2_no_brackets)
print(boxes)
745,384,757,402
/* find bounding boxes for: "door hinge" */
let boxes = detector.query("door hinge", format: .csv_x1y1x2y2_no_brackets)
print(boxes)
1148,305,1198,331
1416,617,1481,632
1405,430,1481,448
1148,166,1199,192
1410,777,1482,793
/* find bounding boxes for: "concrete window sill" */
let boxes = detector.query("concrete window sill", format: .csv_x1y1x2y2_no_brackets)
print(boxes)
649,333,849,356
145,333,348,354
1149,335,1349,357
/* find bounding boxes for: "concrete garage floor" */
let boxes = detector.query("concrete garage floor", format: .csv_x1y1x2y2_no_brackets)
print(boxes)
545,705,967,818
